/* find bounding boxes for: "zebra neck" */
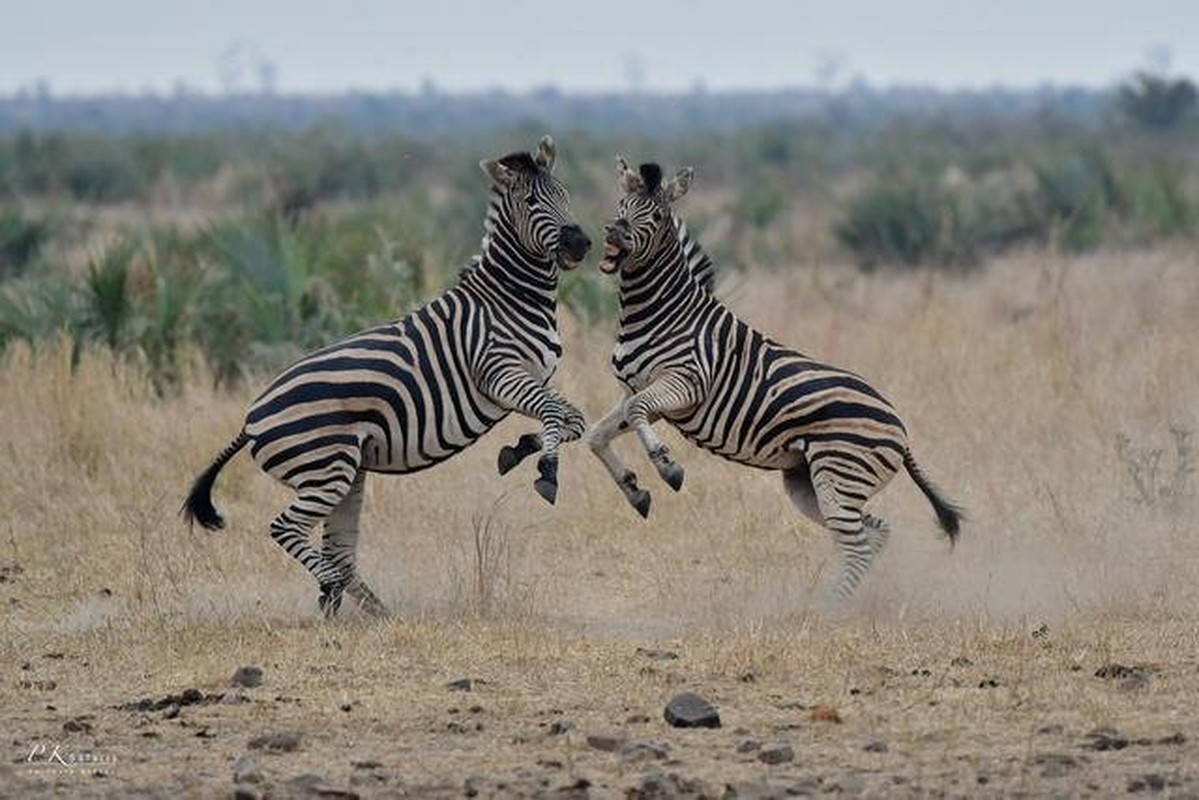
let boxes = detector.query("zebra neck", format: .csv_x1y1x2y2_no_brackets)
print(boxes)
617,236,701,332
467,224,558,310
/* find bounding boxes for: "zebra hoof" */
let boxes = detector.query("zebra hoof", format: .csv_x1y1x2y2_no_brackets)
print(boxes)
318,584,346,618
497,446,520,475
534,477,558,505
661,463,685,491
632,489,652,518
346,579,390,618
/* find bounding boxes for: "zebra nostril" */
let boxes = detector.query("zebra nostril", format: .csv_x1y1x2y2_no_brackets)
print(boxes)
561,225,591,258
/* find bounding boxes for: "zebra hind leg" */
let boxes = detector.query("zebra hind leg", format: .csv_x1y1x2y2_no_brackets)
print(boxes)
267,466,360,618
321,470,390,618
863,514,891,559
812,478,873,601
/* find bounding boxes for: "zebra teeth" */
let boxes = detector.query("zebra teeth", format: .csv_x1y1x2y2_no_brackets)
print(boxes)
600,242,626,273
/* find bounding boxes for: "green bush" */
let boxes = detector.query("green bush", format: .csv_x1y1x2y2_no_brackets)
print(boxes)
1032,149,1121,251
0,210,52,280
835,176,951,269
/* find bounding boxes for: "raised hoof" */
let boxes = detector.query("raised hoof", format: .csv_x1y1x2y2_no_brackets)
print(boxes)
661,463,685,491
632,489,652,518
534,477,558,505
497,446,520,475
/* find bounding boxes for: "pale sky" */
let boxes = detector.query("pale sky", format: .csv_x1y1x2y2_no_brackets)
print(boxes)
0,0,1195,96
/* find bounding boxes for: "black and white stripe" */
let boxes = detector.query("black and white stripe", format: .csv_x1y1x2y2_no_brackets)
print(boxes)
587,159,960,600
183,136,591,616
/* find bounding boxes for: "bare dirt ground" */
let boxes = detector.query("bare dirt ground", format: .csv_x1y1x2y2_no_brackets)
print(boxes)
3,248,1197,797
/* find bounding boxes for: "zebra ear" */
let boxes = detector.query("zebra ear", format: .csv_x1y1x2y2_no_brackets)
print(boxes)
480,158,517,187
535,135,556,172
662,167,694,203
616,156,644,194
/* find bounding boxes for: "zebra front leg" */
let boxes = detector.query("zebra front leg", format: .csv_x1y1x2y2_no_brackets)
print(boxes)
322,470,390,618
624,372,703,492
497,432,541,476
584,397,653,518
481,365,582,505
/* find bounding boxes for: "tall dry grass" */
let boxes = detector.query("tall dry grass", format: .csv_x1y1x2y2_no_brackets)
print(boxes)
1,245,1196,644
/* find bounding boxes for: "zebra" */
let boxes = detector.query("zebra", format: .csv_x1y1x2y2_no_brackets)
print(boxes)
183,135,592,617
585,158,961,600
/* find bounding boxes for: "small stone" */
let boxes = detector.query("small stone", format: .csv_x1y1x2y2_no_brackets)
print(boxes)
62,717,92,734
1034,753,1078,779
284,774,358,798
231,666,264,688
736,739,761,753
586,729,629,752
547,719,575,736
757,743,795,765
621,741,669,763
248,730,302,752
180,688,204,705
446,677,473,692
625,713,651,724
162,704,180,720
664,692,721,729
950,656,974,667
863,740,889,753
232,754,263,784
636,647,680,661
1083,728,1129,751
1119,673,1151,692
232,789,259,800
810,705,843,724
1128,774,1167,793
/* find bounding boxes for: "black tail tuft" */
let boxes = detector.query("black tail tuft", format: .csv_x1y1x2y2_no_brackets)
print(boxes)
903,448,964,547
181,430,249,532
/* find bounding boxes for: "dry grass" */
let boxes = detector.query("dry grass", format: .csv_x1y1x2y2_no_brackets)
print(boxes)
2,245,1197,797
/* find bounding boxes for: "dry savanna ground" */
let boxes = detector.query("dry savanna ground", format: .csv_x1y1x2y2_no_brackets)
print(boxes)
2,246,1198,798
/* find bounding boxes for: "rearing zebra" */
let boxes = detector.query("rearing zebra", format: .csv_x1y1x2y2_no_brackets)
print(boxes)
183,136,591,617
586,158,961,600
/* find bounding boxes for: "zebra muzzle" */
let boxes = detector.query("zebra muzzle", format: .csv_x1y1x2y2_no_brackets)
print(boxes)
599,241,627,274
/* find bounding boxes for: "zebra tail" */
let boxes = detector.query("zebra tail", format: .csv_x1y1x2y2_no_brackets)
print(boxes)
182,430,249,532
902,447,963,547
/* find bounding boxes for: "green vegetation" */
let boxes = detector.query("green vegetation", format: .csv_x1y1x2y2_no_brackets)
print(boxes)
1118,71,1198,130
1,82,1196,388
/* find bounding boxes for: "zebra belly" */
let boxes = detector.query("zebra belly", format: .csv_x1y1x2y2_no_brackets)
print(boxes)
358,409,508,474
669,417,803,471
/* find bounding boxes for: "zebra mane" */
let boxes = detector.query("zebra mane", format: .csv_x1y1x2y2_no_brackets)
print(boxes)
673,216,718,294
498,152,540,174
639,163,663,194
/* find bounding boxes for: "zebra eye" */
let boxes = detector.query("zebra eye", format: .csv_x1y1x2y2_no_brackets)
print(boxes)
651,209,663,223
525,193,539,208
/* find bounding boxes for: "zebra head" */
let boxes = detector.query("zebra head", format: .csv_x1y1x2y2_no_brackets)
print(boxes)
599,157,693,275
480,135,591,272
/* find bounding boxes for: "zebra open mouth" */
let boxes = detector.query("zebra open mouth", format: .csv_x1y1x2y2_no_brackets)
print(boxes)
599,241,627,274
